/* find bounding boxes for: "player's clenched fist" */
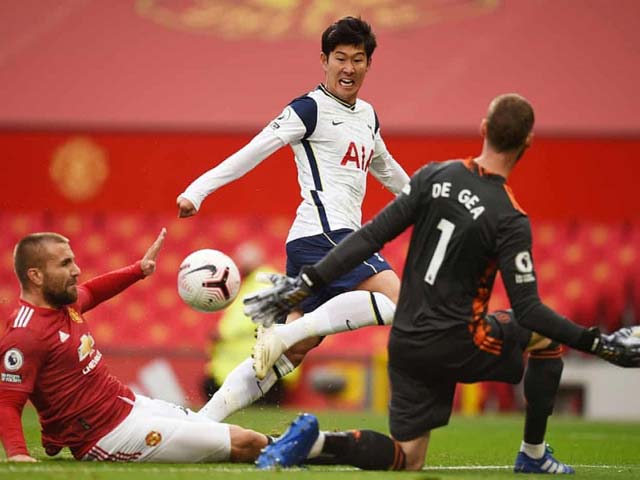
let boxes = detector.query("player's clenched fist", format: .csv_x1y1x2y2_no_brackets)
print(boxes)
177,197,197,218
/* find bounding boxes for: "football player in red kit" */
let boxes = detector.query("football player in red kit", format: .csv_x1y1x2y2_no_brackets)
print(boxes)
0,229,269,463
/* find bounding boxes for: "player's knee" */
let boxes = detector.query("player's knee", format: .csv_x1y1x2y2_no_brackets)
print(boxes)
529,341,564,363
228,426,268,463
527,333,553,352
404,454,423,471
403,444,426,471
371,292,396,326
357,270,401,304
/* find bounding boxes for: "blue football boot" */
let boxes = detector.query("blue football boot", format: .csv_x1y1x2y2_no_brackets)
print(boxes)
514,444,575,474
256,413,319,469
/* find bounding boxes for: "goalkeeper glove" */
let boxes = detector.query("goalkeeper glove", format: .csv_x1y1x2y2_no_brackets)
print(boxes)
579,326,640,368
242,266,322,327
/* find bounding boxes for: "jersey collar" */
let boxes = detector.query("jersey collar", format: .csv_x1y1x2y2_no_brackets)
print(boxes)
317,84,357,110
462,157,505,182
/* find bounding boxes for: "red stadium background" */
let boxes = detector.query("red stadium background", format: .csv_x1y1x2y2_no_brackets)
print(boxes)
1,0,639,412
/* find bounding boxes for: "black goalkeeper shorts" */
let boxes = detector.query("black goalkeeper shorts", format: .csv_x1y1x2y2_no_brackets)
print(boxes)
388,310,532,441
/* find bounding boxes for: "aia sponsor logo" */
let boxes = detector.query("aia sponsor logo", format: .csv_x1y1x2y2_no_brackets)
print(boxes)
340,142,373,172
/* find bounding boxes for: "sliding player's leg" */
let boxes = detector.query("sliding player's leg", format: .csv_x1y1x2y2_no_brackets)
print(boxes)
84,394,268,463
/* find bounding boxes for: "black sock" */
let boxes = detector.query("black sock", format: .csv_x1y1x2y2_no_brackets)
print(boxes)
308,430,405,470
523,345,563,445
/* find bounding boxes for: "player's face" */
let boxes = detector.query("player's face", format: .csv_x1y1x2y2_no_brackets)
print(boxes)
40,242,81,307
321,44,370,105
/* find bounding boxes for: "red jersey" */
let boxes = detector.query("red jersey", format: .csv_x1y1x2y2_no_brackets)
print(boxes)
0,263,145,459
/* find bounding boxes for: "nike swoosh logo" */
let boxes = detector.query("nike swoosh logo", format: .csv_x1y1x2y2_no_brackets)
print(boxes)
332,120,344,126
187,264,218,275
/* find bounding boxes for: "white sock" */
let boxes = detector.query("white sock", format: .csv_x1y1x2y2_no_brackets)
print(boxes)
276,290,395,348
198,358,277,422
308,431,326,458
521,441,545,459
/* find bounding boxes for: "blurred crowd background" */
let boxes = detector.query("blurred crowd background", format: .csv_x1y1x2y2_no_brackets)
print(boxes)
1,0,639,418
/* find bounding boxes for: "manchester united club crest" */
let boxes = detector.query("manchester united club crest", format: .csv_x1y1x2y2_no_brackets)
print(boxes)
145,431,162,447
68,307,84,324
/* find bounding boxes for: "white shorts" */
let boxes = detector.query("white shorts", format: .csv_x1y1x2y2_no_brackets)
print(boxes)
83,395,231,463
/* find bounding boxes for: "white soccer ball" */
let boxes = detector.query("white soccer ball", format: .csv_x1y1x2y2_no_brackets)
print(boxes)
177,249,241,312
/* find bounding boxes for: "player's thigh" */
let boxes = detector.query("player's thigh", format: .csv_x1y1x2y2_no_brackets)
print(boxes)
139,416,232,462
492,309,552,352
134,394,203,421
286,229,395,311
86,403,232,463
355,269,400,303
463,310,531,383
388,359,456,442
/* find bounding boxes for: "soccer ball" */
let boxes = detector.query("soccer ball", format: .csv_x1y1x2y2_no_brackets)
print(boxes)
177,249,241,312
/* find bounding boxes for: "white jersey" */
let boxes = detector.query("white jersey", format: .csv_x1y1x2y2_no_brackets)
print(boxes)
179,84,409,243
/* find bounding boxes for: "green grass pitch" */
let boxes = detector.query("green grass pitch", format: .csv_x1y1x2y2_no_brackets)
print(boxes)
1,406,639,479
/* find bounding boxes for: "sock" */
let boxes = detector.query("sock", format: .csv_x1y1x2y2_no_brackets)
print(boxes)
307,430,405,470
308,431,326,458
198,358,277,421
276,291,395,348
522,343,563,446
520,441,546,459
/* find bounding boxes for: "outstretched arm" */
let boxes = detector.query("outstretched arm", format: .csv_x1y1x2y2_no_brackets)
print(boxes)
498,216,640,367
78,228,166,312
177,129,285,217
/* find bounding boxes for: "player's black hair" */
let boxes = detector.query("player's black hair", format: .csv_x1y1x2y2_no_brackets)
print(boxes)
321,16,377,60
14,232,69,286
486,94,535,153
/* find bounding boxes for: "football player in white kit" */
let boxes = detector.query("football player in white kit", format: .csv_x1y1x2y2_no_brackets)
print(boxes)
177,16,410,422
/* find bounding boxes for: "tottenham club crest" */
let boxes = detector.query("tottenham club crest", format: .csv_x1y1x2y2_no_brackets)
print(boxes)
3,349,24,371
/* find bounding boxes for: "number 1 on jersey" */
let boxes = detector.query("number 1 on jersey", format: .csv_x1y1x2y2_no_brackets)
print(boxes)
424,218,455,285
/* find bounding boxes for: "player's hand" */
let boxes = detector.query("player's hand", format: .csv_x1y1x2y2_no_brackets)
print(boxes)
593,326,640,367
177,197,197,218
243,273,310,327
8,454,37,462
141,228,167,277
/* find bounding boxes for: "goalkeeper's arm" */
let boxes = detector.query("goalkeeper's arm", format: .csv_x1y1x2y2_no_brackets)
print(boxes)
303,190,416,290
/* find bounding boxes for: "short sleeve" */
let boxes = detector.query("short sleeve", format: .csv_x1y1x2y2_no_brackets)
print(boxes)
0,329,45,394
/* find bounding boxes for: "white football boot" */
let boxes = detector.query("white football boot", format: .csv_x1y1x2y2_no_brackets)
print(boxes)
252,325,288,380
